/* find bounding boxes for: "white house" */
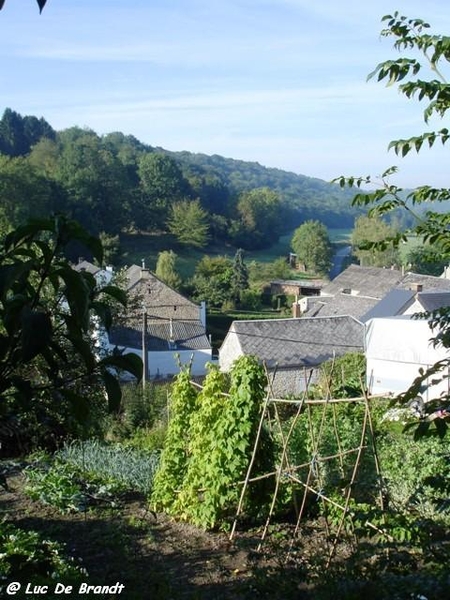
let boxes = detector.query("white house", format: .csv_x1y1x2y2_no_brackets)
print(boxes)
108,264,212,380
365,316,450,401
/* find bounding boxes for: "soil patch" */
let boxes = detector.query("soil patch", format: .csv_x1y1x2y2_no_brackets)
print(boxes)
1,471,312,599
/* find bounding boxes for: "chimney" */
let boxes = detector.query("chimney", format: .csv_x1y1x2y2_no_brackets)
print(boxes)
292,301,301,318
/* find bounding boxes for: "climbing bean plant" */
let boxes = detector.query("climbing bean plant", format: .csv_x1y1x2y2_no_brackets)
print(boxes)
151,356,269,529
150,368,198,513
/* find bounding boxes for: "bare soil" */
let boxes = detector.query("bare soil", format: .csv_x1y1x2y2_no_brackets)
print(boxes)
1,470,313,600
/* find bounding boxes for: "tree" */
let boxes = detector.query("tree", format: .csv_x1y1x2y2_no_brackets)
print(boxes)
0,216,142,450
54,130,132,235
155,250,182,289
231,248,249,306
0,108,55,156
138,153,189,231
291,220,332,275
167,199,210,248
232,187,282,250
351,214,400,267
191,256,234,308
0,155,57,233
405,243,447,276
335,12,450,434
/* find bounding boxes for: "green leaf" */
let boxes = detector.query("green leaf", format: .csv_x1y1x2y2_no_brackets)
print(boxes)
103,370,122,413
60,389,90,423
20,309,52,362
98,285,127,306
57,266,94,331
100,352,143,380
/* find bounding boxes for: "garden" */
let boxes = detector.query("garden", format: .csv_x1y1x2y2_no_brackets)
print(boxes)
2,354,450,599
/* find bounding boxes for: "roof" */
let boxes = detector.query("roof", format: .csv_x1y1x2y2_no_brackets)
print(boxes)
361,288,415,321
321,264,404,298
220,315,364,369
109,319,211,352
416,291,450,312
125,265,200,322
73,260,102,275
305,294,378,321
398,272,450,293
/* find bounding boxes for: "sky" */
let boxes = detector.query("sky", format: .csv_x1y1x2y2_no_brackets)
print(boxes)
1,0,450,188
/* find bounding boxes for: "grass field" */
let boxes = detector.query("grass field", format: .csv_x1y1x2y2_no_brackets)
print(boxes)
119,228,352,279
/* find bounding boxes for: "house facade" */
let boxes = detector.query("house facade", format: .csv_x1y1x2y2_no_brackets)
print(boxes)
108,264,212,380
219,315,364,397
365,316,450,401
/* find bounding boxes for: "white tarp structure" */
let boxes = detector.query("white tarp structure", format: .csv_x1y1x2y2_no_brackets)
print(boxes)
365,316,450,400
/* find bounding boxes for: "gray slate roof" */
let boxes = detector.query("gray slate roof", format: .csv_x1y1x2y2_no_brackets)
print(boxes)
398,272,450,293
220,315,364,369
415,291,450,312
321,265,404,298
315,265,450,321
125,265,200,322
109,319,211,352
306,294,379,321
361,288,415,321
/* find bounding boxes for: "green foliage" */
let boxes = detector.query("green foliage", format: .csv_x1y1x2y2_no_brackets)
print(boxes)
0,216,142,453
248,256,292,284
232,187,283,249
404,242,447,275
138,152,189,231
312,353,366,399
351,215,400,267
58,439,160,496
286,401,378,504
291,219,332,275
231,248,249,305
378,428,450,523
155,250,182,289
0,521,86,591
151,357,270,528
167,199,210,248
190,255,234,308
151,368,199,512
24,460,91,513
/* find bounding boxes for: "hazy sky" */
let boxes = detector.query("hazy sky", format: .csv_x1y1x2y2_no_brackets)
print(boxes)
1,0,450,187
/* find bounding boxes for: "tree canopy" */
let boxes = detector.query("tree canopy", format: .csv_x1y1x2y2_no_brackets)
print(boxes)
335,12,450,435
291,220,332,276
351,214,400,267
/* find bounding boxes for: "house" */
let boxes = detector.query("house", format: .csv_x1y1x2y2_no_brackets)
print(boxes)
295,265,450,322
219,315,364,397
73,259,113,286
108,264,212,380
365,316,450,401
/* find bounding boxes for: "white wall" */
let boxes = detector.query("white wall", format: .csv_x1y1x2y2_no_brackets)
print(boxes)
109,345,212,380
219,325,243,371
366,317,450,400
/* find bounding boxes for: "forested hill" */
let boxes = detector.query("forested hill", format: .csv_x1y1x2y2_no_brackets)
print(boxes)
169,150,360,228
0,107,362,252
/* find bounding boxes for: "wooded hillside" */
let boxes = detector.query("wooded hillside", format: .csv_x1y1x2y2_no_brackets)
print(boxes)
0,108,362,256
